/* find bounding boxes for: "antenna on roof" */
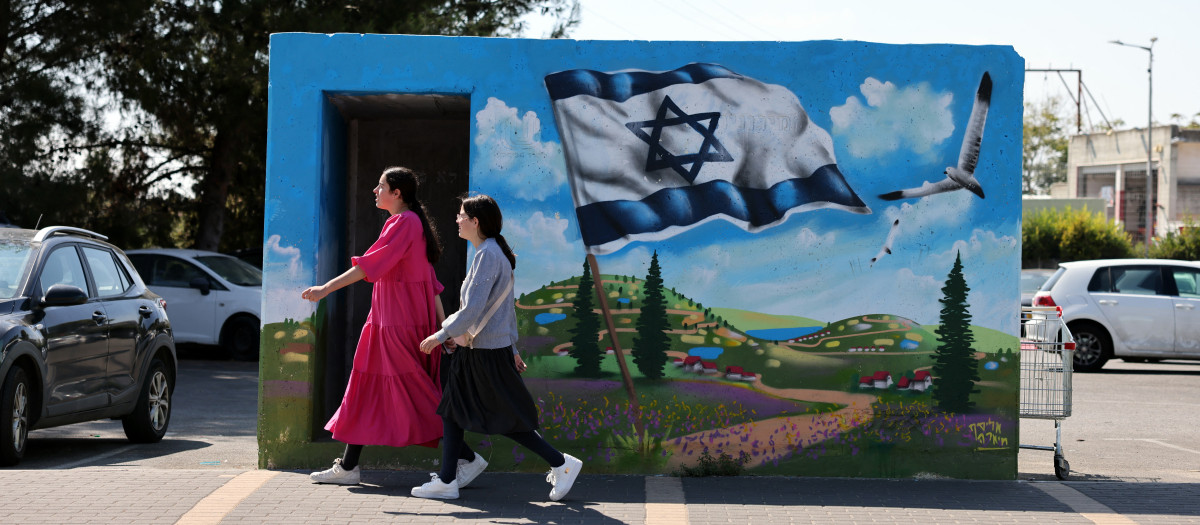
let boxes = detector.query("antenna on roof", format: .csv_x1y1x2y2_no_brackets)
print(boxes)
34,214,43,230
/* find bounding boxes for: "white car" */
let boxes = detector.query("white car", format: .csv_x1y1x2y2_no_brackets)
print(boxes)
1032,258,1200,371
126,249,262,360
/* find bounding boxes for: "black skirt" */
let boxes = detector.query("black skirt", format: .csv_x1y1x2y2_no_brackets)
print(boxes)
437,346,539,435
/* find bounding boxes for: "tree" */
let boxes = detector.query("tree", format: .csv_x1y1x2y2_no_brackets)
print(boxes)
98,0,579,251
632,251,670,379
0,0,180,245
569,260,603,377
930,252,980,414
1022,96,1070,195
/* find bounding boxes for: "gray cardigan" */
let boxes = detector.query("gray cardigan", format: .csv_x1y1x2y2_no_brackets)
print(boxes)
434,238,518,351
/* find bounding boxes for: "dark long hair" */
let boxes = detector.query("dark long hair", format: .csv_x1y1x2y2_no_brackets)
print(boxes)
460,194,515,270
382,166,441,264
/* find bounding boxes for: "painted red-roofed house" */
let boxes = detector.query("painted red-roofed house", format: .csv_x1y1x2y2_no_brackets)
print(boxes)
872,371,893,389
702,361,720,375
725,365,743,380
913,370,932,391
896,376,911,390
858,376,873,389
683,356,703,372
740,371,756,382
672,357,685,367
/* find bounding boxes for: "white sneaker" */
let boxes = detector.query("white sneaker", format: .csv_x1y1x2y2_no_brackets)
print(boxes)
309,458,360,485
411,473,460,500
456,454,489,488
547,454,583,501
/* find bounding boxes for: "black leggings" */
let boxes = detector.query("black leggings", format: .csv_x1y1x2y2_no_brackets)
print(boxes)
340,440,475,471
437,416,565,483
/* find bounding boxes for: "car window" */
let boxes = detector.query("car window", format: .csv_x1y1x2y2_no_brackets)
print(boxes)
154,257,209,288
195,255,262,286
40,246,89,297
1085,267,1110,292
82,246,130,297
0,239,32,299
1168,267,1200,298
1021,270,1054,294
1108,266,1163,296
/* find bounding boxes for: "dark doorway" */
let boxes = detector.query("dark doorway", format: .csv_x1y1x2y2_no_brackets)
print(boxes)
317,93,470,438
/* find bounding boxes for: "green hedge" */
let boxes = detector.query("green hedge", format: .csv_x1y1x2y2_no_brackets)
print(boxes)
1022,207,1136,268
1149,217,1200,261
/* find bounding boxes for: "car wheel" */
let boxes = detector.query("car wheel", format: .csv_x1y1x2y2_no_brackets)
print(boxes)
222,315,260,361
1,366,32,466
1069,322,1112,372
122,358,172,443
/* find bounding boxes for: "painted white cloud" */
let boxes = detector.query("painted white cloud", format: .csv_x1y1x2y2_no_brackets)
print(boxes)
262,284,317,324
265,234,302,278
473,97,567,201
505,211,585,293
830,78,954,160
932,228,1019,268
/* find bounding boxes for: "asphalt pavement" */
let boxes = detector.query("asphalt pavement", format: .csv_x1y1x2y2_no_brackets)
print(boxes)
1,357,1197,524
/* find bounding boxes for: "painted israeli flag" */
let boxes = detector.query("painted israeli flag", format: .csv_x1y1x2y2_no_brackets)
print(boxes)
545,63,870,255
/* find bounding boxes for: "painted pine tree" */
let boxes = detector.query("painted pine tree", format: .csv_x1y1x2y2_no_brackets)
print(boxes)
633,251,670,379
569,260,603,377
931,252,981,413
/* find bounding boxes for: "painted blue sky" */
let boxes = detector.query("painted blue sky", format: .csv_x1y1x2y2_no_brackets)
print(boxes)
463,41,1022,334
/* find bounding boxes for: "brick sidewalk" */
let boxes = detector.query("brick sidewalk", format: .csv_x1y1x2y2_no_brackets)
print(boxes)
1,468,1197,524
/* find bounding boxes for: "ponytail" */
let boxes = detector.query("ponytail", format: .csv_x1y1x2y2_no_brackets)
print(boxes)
410,199,442,265
493,234,517,270
382,166,442,265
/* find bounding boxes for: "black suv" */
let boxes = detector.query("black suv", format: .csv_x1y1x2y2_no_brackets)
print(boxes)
0,226,176,465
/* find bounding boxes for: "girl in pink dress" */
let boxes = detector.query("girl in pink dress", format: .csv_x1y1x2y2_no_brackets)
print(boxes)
302,166,447,485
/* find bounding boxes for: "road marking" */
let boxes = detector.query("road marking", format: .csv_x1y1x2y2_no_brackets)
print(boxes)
1032,483,1138,525
51,444,136,469
1104,438,1200,455
176,470,279,525
645,476,688,525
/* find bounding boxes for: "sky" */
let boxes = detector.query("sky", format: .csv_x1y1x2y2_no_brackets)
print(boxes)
527,0,1200,131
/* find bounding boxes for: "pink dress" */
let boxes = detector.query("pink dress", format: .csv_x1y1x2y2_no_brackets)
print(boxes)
324,212,445,448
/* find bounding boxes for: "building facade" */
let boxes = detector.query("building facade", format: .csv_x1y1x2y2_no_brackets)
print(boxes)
1067,126,1200,243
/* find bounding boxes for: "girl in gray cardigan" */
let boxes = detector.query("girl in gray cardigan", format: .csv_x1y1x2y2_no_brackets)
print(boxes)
416,194,582,502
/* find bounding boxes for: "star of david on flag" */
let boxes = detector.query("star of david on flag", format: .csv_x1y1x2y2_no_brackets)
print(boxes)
545,63,871,255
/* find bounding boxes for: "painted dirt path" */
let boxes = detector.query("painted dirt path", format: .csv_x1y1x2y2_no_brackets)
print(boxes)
660,351,877,468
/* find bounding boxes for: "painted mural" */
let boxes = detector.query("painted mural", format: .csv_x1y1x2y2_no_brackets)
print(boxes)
263,34,1024,479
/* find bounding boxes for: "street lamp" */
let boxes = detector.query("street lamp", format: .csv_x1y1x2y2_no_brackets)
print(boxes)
1110,37,1157,255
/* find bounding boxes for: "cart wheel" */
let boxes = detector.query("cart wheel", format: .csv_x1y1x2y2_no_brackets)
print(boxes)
1054,455,1070,480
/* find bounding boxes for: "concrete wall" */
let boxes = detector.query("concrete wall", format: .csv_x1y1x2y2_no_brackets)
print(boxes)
263,34,1025,479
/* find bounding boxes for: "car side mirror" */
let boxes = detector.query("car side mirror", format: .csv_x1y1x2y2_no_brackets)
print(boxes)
189,276,212,296
40,284,89,307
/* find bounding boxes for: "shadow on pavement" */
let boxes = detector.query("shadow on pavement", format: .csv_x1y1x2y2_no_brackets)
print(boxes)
20,438,212,468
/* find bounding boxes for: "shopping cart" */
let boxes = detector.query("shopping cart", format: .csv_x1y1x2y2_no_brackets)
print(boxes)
1018,305,1075,480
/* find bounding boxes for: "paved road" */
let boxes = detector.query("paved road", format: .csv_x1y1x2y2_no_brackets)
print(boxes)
1018,359,1200,483
4,357,1198,524
19,357,258,470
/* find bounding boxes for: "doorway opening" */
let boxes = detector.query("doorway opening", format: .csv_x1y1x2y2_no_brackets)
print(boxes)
316,93,470,439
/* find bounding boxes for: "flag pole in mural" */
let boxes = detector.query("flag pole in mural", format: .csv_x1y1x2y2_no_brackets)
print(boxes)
545,63,873,441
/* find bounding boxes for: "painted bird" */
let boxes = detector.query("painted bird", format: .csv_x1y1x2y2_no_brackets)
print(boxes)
879,71,991,201
870,219,901,266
